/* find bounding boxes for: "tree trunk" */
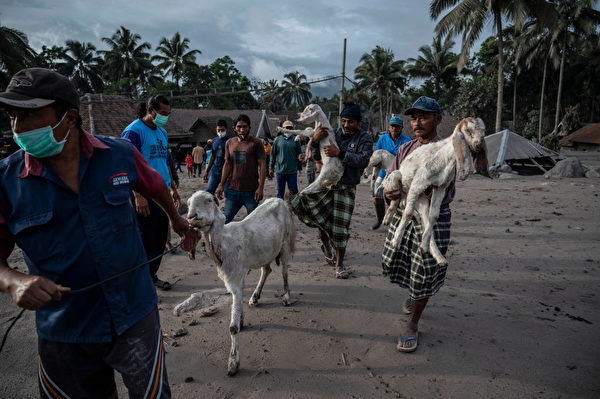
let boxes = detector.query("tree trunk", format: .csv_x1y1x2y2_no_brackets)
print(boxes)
554,31,567,133
495,11,504,133
538,56,548,142
513,69,518,131
378,90,383,132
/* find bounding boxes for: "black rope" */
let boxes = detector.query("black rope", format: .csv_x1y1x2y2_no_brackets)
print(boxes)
0,239,184,355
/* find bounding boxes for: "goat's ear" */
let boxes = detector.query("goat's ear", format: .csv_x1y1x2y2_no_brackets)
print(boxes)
453,131,474,180
473,140,491,178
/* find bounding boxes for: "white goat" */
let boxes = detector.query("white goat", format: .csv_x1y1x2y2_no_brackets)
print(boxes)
276,103,344,195
368,149,396,196
184,191,296,376
384,117,489,266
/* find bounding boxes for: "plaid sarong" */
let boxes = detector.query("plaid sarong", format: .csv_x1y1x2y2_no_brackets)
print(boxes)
291,183,356,249
381,204,451,299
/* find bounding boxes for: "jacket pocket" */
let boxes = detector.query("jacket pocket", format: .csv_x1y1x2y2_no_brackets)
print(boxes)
10,210,62,266
103,189,134,231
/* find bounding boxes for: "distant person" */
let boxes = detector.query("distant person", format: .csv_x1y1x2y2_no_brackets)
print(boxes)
382,96,454,353
185,151,194,178
0,68,193,398
270,120,302,199
122,95,181,291
172,144,184,173
264,139,272,180
371,116,411,230
215,114,266,223
191,142,206,178
204,120,231,194
305,138,317,184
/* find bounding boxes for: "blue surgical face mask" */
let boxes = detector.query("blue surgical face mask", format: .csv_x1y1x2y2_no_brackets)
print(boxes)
153,111,169,127
12,112,71,158
217,131,226,138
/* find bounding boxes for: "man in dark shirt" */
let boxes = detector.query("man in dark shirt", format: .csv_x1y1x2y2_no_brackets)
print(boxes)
215,114,266,223
0,68,194,398
292,103,373,279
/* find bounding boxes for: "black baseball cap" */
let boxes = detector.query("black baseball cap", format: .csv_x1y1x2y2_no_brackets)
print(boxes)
0,68,80,109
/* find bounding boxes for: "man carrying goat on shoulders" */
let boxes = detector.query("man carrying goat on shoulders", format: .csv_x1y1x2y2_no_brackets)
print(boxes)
382,96,455,354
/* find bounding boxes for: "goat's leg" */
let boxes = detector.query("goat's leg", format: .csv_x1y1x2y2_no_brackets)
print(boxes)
391,189,419,248
421,189,448,266
281,258,291,306
227,278,244,376
383,199,399,226
249,264,271,307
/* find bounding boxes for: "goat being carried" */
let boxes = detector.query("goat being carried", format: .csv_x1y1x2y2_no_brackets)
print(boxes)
383,117,489,266
181,191,296,376
276,103,344,195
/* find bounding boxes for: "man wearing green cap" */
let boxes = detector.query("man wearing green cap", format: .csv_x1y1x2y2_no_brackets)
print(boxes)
371,115,411,230
292,103,373,279
0,68,194,398
382,96,454,354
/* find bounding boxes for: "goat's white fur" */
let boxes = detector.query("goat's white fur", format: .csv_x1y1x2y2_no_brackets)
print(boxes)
368,149,396,196
383,117,488,266
184,191,296,376
275,104,344,195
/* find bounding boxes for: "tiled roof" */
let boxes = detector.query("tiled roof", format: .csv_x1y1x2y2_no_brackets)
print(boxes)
560,123,600,146
80,94,138,138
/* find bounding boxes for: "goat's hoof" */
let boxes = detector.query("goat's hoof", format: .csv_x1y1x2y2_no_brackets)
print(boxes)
248,296,259,307
282,293,291,306
391,237,401,249
227,362,239,376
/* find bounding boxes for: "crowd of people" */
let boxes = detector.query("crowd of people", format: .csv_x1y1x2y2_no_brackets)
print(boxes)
0,68,454,397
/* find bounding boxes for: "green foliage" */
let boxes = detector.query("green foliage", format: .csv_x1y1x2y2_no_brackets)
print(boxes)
539,133,560,151
450,75,497,132
522,109,540,141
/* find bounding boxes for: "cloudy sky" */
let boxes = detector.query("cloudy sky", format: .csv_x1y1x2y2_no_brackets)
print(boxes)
1,0,494,96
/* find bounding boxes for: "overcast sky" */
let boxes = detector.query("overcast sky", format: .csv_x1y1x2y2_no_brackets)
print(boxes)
1,0,495,97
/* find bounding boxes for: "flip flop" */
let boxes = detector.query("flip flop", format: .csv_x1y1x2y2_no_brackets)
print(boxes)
154,278,172,291
402,297,413,315
396,333,418,353
320,244,336,265
335,269,351,279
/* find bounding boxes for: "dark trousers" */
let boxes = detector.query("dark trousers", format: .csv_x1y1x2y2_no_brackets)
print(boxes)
136,199,169,278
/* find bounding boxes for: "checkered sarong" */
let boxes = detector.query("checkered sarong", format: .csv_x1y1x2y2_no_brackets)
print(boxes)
381,204,451,299
291,184,356,249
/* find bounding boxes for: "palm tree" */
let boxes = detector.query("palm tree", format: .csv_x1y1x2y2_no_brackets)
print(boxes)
430,0,547,133
406,36,458,98
258,79,283,112
59,40,103,94
100,26,151,92
0,25,37,87
151,32,201,89
546,0,600,132
280,71,312,109
354,46,406,131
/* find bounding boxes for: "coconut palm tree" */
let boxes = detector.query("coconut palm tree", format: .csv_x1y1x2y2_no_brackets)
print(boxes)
354,46,406,131
430,0,549,133
406,36,458,99
151,32,201,89
100,26,151,92
0,25,37,87
59,40,104,94
546,0,600,132
257,79,283,112
280,71,312,109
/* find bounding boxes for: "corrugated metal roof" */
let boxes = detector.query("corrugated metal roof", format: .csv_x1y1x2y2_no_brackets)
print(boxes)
560,123,600,145
485,129,563,169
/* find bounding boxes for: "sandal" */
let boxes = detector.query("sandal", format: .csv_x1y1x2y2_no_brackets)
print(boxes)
154,278,172,291
320,244,336,265
402,297,413,315
335,268,351,279
396,332,418,353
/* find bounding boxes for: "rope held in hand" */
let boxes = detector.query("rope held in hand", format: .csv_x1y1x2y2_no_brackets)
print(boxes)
0,239,185,355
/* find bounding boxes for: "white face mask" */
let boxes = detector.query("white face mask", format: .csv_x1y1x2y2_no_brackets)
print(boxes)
217,131,226,138
283,132,292,138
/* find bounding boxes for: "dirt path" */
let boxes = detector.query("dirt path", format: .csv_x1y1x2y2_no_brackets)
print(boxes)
1,168,599,398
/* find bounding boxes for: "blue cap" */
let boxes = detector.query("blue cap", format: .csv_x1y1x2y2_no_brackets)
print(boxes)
404,96,442,115
389,116,403,126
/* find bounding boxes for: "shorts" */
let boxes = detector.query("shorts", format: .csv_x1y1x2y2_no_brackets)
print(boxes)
38,308,170,399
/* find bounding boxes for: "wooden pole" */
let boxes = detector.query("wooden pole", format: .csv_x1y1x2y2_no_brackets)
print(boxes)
338,38,347,128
